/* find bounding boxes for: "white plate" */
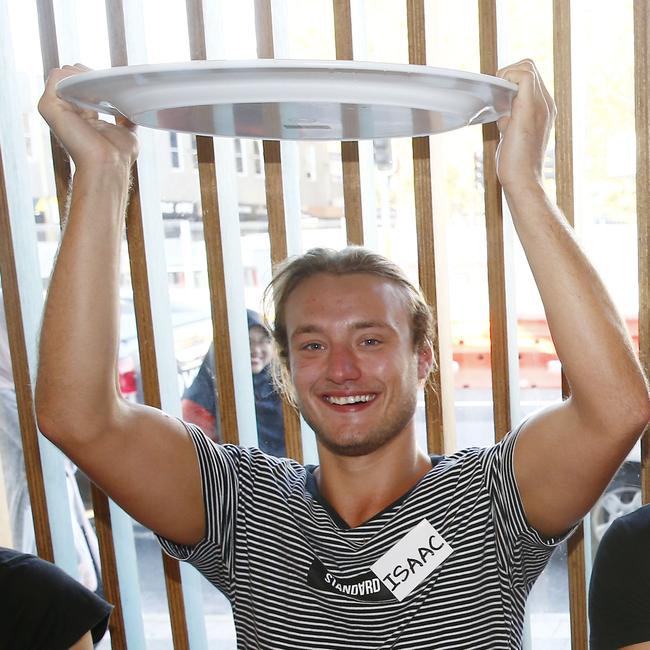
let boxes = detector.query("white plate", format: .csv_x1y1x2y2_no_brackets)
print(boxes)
56,59,517,141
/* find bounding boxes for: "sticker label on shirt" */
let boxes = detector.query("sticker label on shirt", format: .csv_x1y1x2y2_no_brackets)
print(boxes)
307,558,396,602
370,519,453,602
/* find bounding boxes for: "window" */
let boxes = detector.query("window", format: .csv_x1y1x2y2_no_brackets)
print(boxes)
191,135,198,169
252,140,264,176
305,145,317,181
169,132,181,169
23,114,32,158
234,138,246,175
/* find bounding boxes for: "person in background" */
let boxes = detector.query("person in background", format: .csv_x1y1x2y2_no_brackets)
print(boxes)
0,546,112,650
589,503,650,650
182,309,286,457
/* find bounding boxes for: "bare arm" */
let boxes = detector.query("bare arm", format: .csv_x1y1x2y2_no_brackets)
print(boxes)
496,60,650,538
35,66,204,545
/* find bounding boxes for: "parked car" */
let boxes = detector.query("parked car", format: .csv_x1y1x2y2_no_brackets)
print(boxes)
118,294,213,403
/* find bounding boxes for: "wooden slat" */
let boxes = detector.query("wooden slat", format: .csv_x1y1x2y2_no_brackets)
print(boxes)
185,0,207,60
35,0,71,216
89,483,127,649
185,0,240,445
406,0,444,454
553,0,575,230
0,148,54,562
196,135,241,444
567,525,587,650
262,140,289,265
105,4,190,648
553,0,574,403
552,2,588,648
254,0,304,463
477,0,511,442
634,0,650,505
333,0,364,245
254,0,275,61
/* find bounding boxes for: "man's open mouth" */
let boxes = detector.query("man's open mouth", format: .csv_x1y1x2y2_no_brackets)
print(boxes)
323,394,377,405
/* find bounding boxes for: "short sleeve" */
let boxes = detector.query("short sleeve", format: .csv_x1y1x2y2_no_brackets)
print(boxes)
156,423,244,595
483,426,572,588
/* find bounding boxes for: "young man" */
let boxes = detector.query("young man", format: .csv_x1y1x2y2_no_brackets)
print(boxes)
35,60,649,648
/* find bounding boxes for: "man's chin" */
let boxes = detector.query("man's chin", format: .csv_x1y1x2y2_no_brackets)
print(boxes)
312,425,396,457
317,436,382,457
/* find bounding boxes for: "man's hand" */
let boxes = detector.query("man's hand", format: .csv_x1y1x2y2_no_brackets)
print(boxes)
495,59,555,191
38,65,139,171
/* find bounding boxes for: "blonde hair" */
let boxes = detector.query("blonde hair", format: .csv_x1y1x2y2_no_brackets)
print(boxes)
262,246,436,405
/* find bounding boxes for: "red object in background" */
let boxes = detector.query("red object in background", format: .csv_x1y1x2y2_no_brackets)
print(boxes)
118,356,137,398
452,317,639,390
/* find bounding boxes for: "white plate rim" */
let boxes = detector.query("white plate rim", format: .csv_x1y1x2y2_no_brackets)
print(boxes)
56,58,518,96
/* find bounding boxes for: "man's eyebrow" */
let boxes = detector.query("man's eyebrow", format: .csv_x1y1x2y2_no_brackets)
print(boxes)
290,320,393,339
351,320,392,331
291,324,322,339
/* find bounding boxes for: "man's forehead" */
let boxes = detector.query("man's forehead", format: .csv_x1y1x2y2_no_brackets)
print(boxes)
284,273,409,323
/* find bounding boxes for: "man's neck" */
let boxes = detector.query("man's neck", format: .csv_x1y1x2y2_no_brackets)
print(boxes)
314,435,432,528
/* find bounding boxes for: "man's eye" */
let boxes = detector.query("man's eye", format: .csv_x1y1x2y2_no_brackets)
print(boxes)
302,342,323,351
362,338,380,346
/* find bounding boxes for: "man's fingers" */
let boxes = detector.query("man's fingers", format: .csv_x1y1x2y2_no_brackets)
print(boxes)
498,60,556,119
41,66,101,124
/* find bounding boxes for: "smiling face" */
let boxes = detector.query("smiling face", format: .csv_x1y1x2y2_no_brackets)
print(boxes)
284,272,432,457
249,325,272,374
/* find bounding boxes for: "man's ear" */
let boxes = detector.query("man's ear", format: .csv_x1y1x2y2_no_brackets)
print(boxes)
417,343,434,382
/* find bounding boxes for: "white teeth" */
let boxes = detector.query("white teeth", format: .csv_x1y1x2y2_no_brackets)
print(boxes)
325,394,376,405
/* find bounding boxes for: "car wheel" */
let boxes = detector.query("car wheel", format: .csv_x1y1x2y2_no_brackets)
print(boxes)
591,484,642,545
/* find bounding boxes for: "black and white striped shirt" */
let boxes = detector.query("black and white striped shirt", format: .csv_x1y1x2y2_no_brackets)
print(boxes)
159,424,565,649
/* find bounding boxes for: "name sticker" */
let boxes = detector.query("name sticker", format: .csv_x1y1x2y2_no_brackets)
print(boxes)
370,519,453,602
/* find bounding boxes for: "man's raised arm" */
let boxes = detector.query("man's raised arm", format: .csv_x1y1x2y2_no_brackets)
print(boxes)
35,66,205,545
496,60,650,538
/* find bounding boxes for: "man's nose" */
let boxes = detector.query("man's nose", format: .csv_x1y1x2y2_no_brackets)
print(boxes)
325,344,361,383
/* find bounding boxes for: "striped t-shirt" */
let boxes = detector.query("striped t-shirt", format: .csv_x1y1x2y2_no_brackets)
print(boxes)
159,423,565,649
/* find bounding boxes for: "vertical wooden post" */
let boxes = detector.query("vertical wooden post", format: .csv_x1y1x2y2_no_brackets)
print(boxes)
478,0,512,442
333,0,364,246
185,0,241,446
634,0,650,506
406,0,445,454
553,2,588,648
254,0,304,463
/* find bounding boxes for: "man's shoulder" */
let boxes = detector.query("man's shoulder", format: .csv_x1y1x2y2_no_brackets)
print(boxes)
188,426,307,485
433,435,507,471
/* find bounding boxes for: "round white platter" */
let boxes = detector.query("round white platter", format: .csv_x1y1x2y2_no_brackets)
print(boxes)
56,59,517,141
